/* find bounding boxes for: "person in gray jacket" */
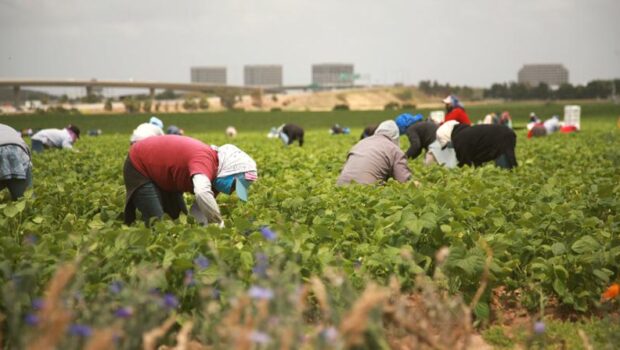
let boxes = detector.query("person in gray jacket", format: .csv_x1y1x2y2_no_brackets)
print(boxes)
337,120,412,185
31,125,80,152
0,124,32,200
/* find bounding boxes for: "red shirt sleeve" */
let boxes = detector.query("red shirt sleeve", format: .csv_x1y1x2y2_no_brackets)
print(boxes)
446,108,471,126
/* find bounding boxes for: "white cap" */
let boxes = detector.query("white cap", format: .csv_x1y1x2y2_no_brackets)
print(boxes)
442,96,452,104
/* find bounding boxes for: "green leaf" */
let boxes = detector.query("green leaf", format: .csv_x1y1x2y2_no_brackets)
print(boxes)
571,236,600,254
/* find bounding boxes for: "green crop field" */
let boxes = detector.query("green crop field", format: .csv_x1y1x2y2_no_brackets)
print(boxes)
0,102,619,348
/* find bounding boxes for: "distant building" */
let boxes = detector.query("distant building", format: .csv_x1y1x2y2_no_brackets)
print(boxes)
191,67,227,85
312,63,355,87
243,65,283,87
518,64,569,87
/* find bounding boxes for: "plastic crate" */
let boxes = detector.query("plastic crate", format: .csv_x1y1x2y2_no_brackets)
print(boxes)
563,105,581,130
430,110,445,124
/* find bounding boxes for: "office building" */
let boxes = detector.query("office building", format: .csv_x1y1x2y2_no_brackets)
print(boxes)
518,64,569,86
191,66,227,85
243,65,283,87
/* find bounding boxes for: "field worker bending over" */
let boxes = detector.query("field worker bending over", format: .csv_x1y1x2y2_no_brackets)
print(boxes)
337,120,411,185
0,124,32,200
394,113,457,167
130,116,164,144
437,121,517,169
278,123,304,146
123,135,258,226
442,95,471,125
30,125,80,153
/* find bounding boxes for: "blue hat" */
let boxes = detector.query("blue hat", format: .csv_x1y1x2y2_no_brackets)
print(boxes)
395,113,423,135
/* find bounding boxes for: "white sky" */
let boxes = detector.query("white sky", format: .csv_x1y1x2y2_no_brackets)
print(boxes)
1,0,619,87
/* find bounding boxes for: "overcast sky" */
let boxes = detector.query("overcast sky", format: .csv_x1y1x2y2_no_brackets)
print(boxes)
1,0,619,88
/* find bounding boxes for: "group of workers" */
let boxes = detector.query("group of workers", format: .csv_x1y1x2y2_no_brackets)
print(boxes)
1,94,557,226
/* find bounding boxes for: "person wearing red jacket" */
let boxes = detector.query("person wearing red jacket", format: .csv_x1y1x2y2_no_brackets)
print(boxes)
442,95,471,125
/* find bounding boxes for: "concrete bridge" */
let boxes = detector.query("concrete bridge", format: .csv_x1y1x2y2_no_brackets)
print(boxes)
0,78,296,106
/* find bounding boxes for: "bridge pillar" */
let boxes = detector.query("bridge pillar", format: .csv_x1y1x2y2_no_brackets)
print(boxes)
86,86,93,98
149,87,156,101
13,85,21,108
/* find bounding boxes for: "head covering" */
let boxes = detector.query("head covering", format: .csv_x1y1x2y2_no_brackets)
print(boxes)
395,113,424,135
436,120,459,148
67,125,80,139
374,120,400,146
442,95,464,109
216,144,258,201
167,125,181,135
149,116,164,129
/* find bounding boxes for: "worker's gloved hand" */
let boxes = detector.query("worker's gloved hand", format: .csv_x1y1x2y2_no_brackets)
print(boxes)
190,203,209,226
218,221,225,229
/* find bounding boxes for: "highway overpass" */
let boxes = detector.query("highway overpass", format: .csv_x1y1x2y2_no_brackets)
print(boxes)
0,78,315,106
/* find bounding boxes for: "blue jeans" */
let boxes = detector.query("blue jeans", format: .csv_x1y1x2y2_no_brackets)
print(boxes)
0,167,33,200
131,182,186,225
31,140,45,153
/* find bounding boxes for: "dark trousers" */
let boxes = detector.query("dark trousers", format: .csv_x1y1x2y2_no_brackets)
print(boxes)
495,150,518,169
31,140,45,153
130,182,187,225
0,168,33,200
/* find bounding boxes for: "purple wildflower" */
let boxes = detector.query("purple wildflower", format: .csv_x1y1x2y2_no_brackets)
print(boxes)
162,293,179,309
534,321,545,334
194,255,210,270
252,253,269,278
183,269,195,286
259,226,277,241
23,234,38,245
322,327,339,342
24,313,39,326
32,298,44,310
249,330,271,344
114,306,134,319
108,281,123,294
69,324,92,337
248,286,274,300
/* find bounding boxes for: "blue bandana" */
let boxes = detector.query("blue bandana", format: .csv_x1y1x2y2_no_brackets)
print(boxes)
395,113,423,135
214,175,235,194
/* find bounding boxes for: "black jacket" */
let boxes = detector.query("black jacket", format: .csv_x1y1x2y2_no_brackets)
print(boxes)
282,124,304,146
405,121,437,159
451,124,517,168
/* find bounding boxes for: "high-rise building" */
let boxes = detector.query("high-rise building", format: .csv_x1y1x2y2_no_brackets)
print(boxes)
190,67,227,85
518,64,569,87
312,63,355,87
243,65,283,87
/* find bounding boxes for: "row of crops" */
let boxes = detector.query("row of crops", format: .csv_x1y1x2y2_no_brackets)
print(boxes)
0,106,619,348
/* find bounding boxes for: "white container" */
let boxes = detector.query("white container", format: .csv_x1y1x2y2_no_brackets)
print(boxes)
563,105,581,130
430,110,445,125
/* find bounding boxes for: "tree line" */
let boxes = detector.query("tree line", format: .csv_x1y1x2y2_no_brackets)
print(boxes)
418,79,620,101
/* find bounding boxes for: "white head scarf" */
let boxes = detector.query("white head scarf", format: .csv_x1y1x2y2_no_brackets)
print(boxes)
216,144,257,178
374,120,400,146
436,120,459,148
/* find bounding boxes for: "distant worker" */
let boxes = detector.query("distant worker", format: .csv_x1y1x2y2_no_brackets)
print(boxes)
167,125,184,135
330,124,350,135
443,95,471,125
500,111,513,129
123,135,258,226
527,115,561,138
130,117,164,144
31,124,80,153
337,120,412,185
437,121,517,169
226,126,238,138
360,124,378,139
278,123,304,146
0,124,32,200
